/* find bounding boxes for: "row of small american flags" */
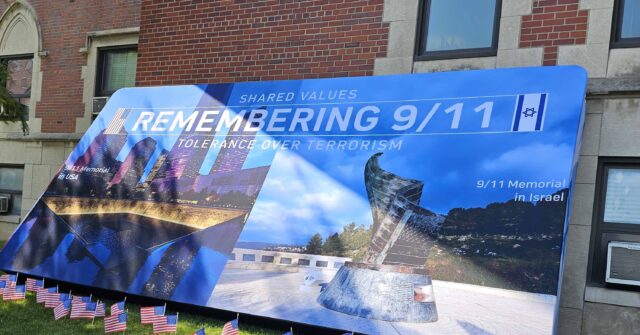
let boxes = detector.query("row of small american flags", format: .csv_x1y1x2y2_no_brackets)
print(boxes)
29,279,128,333
3,275,174,334
2,275,356,335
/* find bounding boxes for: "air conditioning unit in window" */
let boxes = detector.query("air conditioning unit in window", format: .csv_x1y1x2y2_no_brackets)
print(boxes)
0,194,10,214
93,97,109,116
606,241,640,286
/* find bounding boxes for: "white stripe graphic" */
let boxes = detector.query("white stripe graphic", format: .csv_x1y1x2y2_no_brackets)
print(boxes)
104,108,128,135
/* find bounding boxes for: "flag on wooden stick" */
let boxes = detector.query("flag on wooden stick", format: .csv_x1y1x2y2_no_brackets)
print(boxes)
104,312,127,333
54,299,72,320
140,304,166,324
3,284,26,301
25,278,44,292
152,314,178,334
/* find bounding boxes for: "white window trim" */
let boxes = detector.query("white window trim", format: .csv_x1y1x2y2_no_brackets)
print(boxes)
0,0,44,134
78,28,139,133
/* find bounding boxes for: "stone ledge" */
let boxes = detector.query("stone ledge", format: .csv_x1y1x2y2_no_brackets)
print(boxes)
345,261,428,274
585,286,640,308
0,132,83,142
0,215,20,224
588,78,640,96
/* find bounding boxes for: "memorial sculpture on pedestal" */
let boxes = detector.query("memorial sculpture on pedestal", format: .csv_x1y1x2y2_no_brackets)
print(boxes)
318,152,444,322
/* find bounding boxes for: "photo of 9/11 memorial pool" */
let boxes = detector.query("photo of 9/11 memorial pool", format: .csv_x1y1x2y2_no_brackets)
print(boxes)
0,105,273,306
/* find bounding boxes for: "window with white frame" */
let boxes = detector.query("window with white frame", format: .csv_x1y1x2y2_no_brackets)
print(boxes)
0,166,24,216
416,0,501,60
589,159,640,288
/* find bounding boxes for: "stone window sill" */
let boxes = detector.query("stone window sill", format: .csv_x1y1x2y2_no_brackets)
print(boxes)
585,286,640,308
0,215,20,224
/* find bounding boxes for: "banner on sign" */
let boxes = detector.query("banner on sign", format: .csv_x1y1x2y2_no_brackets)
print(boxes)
0,66,587,335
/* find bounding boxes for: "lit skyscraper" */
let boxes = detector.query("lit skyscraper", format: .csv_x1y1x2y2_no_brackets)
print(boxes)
137,149,169,190
209,116,258,174
108,137,157,188
155,84,233,181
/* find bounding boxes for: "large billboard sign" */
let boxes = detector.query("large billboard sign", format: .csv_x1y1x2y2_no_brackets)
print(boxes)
0,66,587,334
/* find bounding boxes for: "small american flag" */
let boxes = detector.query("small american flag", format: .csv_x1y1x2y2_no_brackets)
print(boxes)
95,301,106,318
0,274,14,284
152,314,178,334
72,295,93,304
3,284,26,300
110,301,125,316
140,305,165,324
193,327,206,335
1,274,17,288
221,319,239,335
0,275,16,296
54,299,72,320
70,301,97,319
37,286,58,303
45,293,71,308
104,312,127,333
25,278,44,292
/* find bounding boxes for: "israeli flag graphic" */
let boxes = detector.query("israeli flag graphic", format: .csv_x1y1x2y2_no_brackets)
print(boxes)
512,93,548,132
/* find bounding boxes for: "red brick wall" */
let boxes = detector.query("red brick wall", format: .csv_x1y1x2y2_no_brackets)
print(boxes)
0,0,140,133
519,0,588,66
136,0,389,86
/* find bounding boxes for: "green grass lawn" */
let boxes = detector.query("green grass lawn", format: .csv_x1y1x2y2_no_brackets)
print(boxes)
0,294,282,334
0,240,282,335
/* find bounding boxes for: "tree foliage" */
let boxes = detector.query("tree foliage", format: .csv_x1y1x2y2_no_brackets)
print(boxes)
305,233,323,255
0,62,29,135
322,233,345,257
304,222,373,261
340,222,372,261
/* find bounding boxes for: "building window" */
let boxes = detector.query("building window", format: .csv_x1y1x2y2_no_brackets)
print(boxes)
279,257,292,265
261,255,275,263
95,46,137,97
242,254,256,262
612,0,640,48
589,159,640,287
229,253,236,261
416,0,501,60
604,168,640,224
3,56,32,119
333,262,344,269
298,259,310,266
0,166,24,216
315,260,329,268
93,46,137,120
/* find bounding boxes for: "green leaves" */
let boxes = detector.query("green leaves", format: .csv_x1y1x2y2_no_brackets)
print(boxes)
0,62,29,135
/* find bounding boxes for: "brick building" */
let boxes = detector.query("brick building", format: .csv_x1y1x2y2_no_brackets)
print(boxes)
1,1,640,334
0,0,140,234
